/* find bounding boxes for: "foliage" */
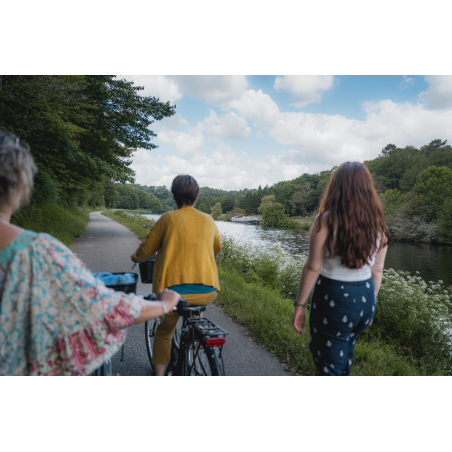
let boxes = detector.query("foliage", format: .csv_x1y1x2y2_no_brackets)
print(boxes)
197,202,210,213
210,202,222,219
379,189,405,216
289,183,312,216
412,166,452,221
258,195,275,214
220,195,235,213
298,215,315,230
387,208,440,244
0,75,175,208
262,203,298,228
438,198,452,243
366,269,452,373
11,202,90,246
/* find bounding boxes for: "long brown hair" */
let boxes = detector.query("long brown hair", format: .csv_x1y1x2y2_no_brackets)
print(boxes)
315,161,389,269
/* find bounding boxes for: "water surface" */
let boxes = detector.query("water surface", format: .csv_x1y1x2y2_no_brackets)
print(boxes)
145,214,452,285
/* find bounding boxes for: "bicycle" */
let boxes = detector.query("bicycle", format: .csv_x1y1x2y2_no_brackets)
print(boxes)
144,295,228,376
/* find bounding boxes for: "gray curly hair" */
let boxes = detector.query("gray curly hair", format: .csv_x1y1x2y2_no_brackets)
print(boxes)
0,129,37,211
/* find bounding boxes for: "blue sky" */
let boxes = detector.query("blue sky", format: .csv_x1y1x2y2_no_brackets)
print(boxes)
122,75,452,190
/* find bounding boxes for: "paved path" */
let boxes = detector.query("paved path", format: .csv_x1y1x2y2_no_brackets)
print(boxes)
71,212,291,376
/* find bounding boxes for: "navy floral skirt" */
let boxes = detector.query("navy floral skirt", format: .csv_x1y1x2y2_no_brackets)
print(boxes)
309,275,376,376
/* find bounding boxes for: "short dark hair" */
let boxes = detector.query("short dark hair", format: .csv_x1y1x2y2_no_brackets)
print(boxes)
171,175,199,206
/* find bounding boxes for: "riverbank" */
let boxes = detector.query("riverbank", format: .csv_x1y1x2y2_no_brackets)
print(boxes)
104,209,452,375
11,202,91,246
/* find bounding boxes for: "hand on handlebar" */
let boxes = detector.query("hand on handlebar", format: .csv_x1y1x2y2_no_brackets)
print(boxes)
156,289,180,312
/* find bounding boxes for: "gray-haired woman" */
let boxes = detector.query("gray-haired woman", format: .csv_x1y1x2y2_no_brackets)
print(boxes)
0,129,180,376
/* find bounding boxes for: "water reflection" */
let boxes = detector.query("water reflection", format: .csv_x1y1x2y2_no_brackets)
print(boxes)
145,214,452,285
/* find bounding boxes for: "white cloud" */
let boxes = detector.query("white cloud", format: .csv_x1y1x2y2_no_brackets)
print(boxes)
131,146,275,191
400,75,415,89
274,75,335,107
119,75,182,103
157,128,204,157
419,75,452,110
229,91,452,169
131,76,452,191
228,89,280,125
169,75,249,105
203,110,251,141
122,75,250,106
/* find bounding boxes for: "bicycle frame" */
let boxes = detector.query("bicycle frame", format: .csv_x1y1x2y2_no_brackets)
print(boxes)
166,308,228,376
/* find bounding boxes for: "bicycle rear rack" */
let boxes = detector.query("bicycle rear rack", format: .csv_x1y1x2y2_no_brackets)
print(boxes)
188,318,229,339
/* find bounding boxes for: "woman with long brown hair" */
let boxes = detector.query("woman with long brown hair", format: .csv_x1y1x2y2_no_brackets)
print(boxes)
293,161,389,375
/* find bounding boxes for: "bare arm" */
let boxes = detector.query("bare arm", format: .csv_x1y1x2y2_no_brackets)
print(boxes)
293,214,328,335
371,242,388,297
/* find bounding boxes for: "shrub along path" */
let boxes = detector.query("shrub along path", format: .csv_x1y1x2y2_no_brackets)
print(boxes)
70,212,291,376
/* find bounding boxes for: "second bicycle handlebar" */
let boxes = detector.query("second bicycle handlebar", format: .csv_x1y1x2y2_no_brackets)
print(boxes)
143,294,188,313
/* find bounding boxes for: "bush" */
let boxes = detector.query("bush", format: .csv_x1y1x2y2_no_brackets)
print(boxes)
299,215,315,230
387,208,440,243
263,203,298,228
11,202,90,246
210,202,222,219
439,198,452,243
367,269,452,373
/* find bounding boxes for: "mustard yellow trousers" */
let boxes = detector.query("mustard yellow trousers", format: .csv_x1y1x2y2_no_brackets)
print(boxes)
152,291,218,365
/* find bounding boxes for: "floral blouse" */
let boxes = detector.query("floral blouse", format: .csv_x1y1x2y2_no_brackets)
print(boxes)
0,231,144,376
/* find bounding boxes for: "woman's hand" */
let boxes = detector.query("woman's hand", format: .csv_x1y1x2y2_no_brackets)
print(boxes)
293,307,306,335
135,289,180,324
157,289,180,312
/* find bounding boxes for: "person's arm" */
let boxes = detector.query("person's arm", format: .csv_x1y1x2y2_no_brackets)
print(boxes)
293,213,329,335
371,241,388,297
131,216,167,262
134,289,180,324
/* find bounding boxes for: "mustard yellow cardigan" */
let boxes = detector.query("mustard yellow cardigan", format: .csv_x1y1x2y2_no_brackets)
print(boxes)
131,207,222,294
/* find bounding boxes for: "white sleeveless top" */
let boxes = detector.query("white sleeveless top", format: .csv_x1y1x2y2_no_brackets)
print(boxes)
319,229,380,282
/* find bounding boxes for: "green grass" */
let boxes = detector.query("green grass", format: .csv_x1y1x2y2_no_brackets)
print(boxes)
216,267,421,376
101,209,155,240
11,202,91,246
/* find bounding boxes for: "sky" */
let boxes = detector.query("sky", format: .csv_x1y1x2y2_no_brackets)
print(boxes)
122,75,452,191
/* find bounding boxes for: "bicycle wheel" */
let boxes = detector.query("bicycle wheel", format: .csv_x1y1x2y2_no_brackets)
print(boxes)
145,319,158,372
187,339,224,376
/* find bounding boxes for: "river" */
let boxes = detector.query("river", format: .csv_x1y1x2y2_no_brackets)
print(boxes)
144,214,452,286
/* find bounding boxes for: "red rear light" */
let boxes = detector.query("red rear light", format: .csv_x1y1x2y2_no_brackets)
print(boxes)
205,337,226,347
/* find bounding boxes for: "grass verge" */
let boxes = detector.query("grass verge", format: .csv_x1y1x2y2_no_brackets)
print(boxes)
11,202,91,246
101,210,155,241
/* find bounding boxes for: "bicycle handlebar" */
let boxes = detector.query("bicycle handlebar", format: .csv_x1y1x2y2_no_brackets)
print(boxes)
143,294,187,313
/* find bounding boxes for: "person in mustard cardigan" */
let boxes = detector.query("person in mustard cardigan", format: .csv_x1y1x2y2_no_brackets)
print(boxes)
131,175,222,376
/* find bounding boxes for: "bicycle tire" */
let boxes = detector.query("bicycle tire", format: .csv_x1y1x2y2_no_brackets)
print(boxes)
145,319,158,372
188,340,224,376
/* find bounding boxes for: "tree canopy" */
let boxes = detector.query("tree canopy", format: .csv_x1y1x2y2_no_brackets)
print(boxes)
0,75,175,206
